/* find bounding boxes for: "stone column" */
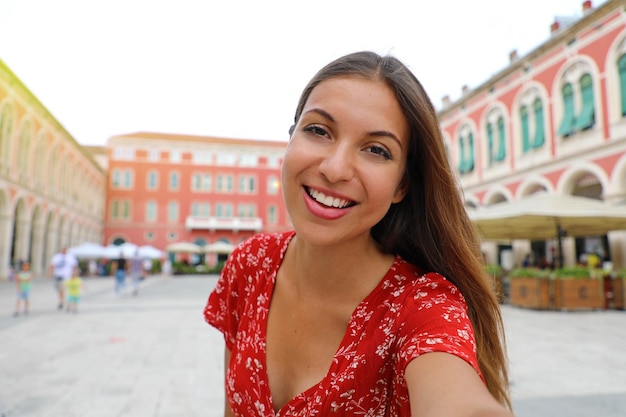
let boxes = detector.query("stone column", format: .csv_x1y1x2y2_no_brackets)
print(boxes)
0,214,13,280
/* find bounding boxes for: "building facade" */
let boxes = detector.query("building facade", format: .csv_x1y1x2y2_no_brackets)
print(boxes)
439,0,626,269
105,132,290,259
0,59,106,280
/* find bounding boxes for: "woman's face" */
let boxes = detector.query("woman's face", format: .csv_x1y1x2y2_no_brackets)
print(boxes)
282,75,409,247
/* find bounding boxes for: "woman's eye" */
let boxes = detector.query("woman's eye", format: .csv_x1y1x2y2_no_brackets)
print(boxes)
367,145,392,160
303,125,328,137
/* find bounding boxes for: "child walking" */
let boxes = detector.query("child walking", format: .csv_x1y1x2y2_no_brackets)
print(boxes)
14,261,33,317
65,272,84,313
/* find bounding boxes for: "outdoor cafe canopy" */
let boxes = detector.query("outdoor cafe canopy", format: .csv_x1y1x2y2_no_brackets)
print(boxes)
468,194,626,241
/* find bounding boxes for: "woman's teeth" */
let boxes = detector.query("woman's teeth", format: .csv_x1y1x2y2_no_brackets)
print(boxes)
308,188,351,208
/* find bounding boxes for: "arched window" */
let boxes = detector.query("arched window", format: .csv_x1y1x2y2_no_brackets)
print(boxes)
486,123,494,166
496,116,506,161
533,98,545,148
557,83,576,137
520,106,530,152
574,73,594,130
619,54,626,116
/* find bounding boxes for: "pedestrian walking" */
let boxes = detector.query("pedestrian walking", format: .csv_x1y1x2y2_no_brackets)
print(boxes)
129,251,144,296
14,261,33,316
112,252,128,297
48,247,78,310
64,271,84,313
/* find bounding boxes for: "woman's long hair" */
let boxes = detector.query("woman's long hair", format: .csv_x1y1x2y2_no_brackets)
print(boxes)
291,51,512,409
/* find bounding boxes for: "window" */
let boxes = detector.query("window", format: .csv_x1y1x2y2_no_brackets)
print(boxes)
193,150,212,165
496,117,506,161
113,147,134,160
457,130,474,174
111,200,119,219
146,201,157,222
112,170,121,188
486,123,494,166
619,54,626,116
148,149,159,162
573,73,594,130
532,99,545,148
147,171,158,190
238,175,257,194
192,173,212,192
268,204,277,224
239,153,258,167
122,200,131,219
123,170,133,188
557,83,576,137
170,150,181,163
215,203,233,218
168,201,179,222
238,203,256,217
191,202,210,217
216,152,237,166
169,172,179,190
521,106,530,153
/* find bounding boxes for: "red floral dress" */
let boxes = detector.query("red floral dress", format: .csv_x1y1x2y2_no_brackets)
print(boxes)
204,231,481,417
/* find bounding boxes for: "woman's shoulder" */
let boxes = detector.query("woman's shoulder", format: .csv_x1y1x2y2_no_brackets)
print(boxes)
389,257,463,298
227,231,295,270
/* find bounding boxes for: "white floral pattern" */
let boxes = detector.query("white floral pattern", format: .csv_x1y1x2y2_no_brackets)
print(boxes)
204,231,481,417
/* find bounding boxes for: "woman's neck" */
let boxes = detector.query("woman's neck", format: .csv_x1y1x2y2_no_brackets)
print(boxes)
282,234,395,303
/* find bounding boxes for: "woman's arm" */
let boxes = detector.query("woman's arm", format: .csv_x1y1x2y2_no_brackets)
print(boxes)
406,352,514,417
224,348,234,417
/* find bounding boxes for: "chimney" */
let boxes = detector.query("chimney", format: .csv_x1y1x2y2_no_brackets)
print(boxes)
442,95,451,107
551,20,560,33
582,0,593,14
509,49,519,63
462,85,470,95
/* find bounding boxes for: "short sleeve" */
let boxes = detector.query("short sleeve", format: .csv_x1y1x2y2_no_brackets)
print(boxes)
203,250,243,351
396,272,482,379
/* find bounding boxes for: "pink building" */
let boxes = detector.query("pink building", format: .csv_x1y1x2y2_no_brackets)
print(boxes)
105,132,289,261
438,0,626,268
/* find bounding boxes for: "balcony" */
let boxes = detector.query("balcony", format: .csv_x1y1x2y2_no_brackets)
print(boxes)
185,216,263,232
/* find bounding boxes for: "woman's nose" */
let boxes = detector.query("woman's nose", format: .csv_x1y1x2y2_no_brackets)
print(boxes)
318,143,355,183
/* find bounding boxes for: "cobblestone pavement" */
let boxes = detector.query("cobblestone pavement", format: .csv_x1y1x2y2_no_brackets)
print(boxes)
0,275,624,416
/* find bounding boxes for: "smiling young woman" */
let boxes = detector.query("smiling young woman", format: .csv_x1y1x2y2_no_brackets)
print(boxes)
204,51,514,417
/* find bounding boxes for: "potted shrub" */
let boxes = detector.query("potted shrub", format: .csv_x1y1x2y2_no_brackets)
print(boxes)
485,264,505,303
552,266,604,311
507,267,552,310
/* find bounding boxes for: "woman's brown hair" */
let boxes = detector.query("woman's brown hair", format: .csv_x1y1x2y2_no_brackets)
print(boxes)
290,51,512,409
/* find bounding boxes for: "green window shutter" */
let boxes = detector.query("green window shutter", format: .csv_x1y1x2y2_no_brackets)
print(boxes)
467,132,475,172
573,74,595,131
486,123,494,166
496,117,506,161
532,98,545,148
521,106,530,152
557,83,576,137
619,55,626,116
458,136,466,173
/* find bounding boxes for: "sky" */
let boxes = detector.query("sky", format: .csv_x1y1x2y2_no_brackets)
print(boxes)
0,0,607,146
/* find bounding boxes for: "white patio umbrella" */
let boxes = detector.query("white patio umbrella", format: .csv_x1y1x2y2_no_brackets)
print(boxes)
165,242,203,254
67,242,107,259
204,241,236,255
137,245,164,259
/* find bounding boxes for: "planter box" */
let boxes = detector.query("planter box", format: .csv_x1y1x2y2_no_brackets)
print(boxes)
612,278,626,310
553,278,604,311
508,277,551,310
